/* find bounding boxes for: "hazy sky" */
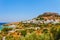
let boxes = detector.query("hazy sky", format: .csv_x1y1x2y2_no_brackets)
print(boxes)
0,0,60,22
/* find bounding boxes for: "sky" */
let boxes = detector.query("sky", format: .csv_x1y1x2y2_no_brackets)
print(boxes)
0,0,60,22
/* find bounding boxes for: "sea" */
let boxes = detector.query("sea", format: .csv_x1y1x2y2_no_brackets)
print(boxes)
0,23,7,30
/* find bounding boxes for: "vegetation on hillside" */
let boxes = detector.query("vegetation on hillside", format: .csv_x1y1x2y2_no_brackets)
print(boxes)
0,12,60,40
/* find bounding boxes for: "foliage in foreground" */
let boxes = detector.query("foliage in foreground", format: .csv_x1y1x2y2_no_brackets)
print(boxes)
1,23,60,40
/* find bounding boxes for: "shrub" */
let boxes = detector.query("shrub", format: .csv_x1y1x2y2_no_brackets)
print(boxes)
0,35,2,40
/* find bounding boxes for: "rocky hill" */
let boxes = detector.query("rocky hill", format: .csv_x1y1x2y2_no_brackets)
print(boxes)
37,12,60,17
36,12,60,20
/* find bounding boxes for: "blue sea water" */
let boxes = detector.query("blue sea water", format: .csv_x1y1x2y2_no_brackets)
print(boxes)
0,23,7,30
0,25,3,30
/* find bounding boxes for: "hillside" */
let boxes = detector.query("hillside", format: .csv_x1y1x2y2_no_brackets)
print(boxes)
0,12,60,40
37,12,60,17
36,12,60,20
